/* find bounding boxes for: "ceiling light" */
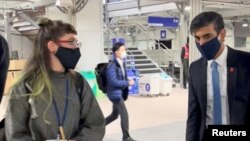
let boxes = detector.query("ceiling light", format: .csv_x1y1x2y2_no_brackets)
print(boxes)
242,23,248,27
184,6,190,11
55,0,73,7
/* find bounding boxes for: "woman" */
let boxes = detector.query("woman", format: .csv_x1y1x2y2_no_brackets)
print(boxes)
5,18,105,141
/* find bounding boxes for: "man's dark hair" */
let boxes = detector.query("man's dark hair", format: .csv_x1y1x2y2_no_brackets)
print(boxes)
190,11,224,35
112,42,124,53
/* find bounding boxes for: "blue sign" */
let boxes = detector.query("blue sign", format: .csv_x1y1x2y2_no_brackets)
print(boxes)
148,16,179,28
127,69,139,95
160,30,167,39
112,38,125,46
145,83,150,92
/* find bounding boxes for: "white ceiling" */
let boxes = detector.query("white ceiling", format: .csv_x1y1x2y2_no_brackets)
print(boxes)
0,0,55,10
0,0,250,26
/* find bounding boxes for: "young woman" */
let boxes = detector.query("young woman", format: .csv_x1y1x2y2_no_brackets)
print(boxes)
5,18,105,141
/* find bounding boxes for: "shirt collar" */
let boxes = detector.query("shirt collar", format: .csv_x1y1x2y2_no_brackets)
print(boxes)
116,57,123,65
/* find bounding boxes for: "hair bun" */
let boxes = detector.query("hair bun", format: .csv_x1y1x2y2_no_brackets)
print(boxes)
37,17,52,27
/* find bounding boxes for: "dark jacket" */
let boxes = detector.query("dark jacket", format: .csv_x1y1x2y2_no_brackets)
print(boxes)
0,35,9,101
105,58,129,102
5,71,105,141
186,47,250,141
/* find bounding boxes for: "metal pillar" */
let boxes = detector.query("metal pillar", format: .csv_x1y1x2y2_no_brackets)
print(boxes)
189,0,202,65
70,0,77,27
177,2,188,88
104,3,111,59
4,12,12,58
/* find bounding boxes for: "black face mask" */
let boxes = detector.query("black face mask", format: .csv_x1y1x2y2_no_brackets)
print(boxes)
196,37,221,60
55,47,81,69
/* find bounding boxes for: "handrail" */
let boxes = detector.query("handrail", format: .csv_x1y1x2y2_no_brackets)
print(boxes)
159,42,173,60
135,23,174,63
140,50,166,74
136,23,156,41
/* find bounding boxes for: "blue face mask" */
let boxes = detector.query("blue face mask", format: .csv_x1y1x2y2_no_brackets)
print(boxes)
196,37,221,60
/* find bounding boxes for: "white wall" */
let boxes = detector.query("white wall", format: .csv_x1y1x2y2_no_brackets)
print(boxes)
11,35,34,59
225,26,234,47
46,0,105,71
1,30,34,60
46,6,71,23
75,0,106,71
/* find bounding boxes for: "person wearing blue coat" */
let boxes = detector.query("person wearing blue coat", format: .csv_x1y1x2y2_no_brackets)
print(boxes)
105,42,136,141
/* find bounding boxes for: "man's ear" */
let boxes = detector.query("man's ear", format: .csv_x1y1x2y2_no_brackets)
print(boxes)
47,41,57,53
114,51,118,56
220,28,226,42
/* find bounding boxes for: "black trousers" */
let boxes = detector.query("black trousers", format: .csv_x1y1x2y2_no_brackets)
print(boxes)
105,98,130,138
183,59,189,88
0,119,6,141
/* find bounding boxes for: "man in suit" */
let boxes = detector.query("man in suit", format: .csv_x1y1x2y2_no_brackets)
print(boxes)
186,11,250,141
105,42,136,141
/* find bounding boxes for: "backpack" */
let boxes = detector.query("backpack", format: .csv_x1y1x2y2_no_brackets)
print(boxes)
71,71,84,103
0,71,83,141
95,62,110,94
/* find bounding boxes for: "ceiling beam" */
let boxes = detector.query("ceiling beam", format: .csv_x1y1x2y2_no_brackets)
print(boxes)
0,0,35,1
33,0,56,7
218,8,250,18
108,2,177,18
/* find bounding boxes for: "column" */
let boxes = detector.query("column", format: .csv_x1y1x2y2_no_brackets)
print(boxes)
189,0,202,65
178,3,188,88
4,12,12,58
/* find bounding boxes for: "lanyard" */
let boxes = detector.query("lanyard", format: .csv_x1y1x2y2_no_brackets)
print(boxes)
52,79,69,140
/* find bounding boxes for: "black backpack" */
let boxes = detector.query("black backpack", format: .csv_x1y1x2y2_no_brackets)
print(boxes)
95,62,110,94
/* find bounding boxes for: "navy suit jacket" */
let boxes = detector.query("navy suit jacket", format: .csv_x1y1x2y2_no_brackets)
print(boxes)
186,47,250,141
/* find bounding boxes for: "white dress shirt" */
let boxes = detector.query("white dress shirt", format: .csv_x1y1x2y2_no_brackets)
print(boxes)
117,58,125,77
206,46,230,125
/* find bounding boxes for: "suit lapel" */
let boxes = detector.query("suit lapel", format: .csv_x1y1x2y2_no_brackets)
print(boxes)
226,47,237,123
200,59,207,111
227,66,237,122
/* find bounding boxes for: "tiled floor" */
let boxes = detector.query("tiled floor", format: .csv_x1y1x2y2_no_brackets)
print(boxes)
98,84,188,141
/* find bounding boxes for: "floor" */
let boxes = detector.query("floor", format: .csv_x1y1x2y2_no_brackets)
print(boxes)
97,84,188,141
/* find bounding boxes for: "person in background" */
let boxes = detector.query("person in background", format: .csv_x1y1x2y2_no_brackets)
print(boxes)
180,37,189,89
105,42,136,141
186,11,250,141
5,18,105,141
0,35,9,141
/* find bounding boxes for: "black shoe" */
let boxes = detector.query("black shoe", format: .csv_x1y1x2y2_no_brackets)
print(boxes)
122,137,136,141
